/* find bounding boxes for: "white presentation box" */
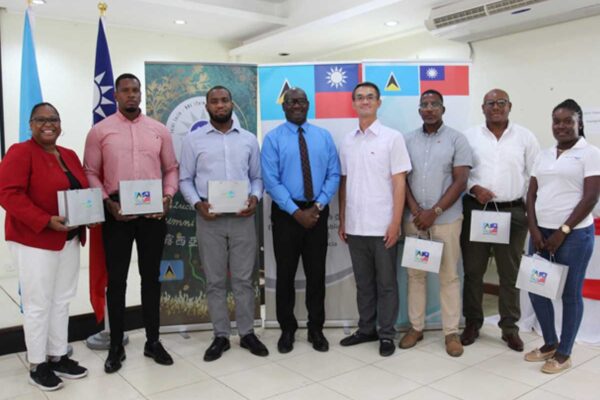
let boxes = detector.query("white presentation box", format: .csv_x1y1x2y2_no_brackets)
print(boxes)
119,179,164,215
208,180,249,213
57,188,105,227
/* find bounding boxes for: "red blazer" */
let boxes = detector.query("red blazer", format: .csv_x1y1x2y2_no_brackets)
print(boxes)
0,139,89,250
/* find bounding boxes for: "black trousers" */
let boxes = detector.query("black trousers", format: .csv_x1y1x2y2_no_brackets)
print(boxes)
271,202,329,332
460,195,527,334
102,212,167,345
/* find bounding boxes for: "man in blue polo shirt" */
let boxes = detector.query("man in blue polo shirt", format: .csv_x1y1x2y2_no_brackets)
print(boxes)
261,87,340,354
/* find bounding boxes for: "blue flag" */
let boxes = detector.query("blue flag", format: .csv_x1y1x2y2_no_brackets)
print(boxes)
19,9,43,142
92,17,116,124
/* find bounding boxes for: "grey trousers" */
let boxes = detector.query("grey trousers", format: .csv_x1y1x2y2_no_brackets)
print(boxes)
196,214,257,337
346,235,399,339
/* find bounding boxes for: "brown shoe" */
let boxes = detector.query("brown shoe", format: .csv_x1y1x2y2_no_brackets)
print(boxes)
502,333,524,352
524,347,556,362
399,328,423,349
541,357,572,374
460,324,479,346
445,334,464,357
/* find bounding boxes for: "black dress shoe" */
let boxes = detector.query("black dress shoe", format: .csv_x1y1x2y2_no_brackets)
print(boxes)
339,331,379,347
379,339,395,357
460,324,480,346
502,333,524,352
104,345,126,374
240,333,269,357
204,337,231,362
277,331,295,354
144,340,174,365
308,330,329,352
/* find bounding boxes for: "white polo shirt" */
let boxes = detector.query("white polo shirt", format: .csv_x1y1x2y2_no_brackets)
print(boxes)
465,122,540,201
532,137,600,229
340,120,412,236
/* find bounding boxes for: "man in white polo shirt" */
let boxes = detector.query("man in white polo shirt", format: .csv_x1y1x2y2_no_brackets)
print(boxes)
338,82,412,357
460,88,540,351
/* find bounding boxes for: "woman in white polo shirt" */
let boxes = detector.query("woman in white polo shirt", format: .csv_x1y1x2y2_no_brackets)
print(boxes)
525,99,600,374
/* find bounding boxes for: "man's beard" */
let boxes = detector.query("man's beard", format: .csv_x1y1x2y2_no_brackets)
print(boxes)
209,110,233,124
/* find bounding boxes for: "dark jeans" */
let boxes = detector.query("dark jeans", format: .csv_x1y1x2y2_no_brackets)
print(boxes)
528,225,595,356
271,202,328,333
103,212,167,345
460,195,528,334
346,235,398,340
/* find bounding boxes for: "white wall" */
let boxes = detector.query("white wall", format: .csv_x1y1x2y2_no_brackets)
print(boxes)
2,11,600,277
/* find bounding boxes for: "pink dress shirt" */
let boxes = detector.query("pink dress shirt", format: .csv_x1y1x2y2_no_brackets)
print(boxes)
83,110,179,198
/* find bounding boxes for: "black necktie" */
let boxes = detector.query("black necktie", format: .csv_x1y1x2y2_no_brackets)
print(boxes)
298,127,314,201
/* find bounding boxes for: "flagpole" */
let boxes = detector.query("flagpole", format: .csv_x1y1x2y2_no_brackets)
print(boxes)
85,1,129,351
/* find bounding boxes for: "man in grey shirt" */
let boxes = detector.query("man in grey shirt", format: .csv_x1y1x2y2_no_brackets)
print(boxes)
399,89,472,357
179,86,268,361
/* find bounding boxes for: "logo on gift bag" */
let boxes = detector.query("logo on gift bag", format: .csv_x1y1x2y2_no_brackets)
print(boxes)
83,199,93,209
226,190,235,199
414,250,430,263
134,191,151,205
529,269,548,285
482,222,498,235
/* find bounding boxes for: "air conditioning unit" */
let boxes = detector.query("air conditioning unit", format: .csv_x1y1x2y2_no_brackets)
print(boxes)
425,0,600,42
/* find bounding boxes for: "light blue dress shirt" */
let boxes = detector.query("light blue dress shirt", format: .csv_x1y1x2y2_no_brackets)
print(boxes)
261,121,340,215
179,121,263,207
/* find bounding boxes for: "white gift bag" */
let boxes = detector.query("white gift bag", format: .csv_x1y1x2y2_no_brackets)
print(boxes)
401,233,444,274
119,179,164,215
57,188,105,227
516,254,569,300
469,203,511,244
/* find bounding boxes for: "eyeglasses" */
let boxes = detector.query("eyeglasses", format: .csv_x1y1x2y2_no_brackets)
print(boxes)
30,117,61,125
419,101,443,110
284,98,308,106
483,99,509,108
354,94,378,102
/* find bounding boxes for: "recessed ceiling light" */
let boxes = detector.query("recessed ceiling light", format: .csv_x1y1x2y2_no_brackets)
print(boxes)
174,19,186,25
31,0,46,5
384,20,398,27
278,52,290,57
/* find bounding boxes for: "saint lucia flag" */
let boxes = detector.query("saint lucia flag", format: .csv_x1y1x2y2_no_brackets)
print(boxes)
19,8,43,142
89,17,116,323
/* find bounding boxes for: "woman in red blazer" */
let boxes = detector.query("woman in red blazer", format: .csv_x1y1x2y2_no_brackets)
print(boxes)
0,103,90,391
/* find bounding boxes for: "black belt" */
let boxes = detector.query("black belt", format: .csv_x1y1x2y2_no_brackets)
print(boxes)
467,195,523,209
493,199,524,209
293,199,315,210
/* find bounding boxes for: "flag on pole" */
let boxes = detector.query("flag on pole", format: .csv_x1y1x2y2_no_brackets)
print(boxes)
89,16,116,323
19,8,43,142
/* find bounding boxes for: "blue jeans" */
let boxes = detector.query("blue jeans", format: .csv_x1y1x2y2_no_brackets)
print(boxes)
528,225,595,356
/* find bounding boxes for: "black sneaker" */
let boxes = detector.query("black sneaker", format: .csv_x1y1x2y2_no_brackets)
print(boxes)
49,355,88,379
29,362,64,391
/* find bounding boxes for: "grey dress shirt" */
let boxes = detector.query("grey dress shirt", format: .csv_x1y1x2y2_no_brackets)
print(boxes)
403,124,473,225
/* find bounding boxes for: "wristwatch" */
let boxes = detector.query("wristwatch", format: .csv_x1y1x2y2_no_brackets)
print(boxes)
434,206,443,216
315,202,324,211
560,224,571,235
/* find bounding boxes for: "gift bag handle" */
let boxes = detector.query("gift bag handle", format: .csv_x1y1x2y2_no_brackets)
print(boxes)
482,202,500,212
416,230,433,240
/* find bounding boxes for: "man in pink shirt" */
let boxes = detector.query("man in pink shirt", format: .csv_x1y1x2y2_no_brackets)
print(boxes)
84,73,179,373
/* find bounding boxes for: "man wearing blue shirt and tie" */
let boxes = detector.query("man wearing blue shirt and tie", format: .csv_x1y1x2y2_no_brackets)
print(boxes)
179,86,268,362
261,87,341,354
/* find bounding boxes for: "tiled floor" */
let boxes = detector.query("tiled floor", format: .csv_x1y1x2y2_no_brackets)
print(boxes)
1,323,599,400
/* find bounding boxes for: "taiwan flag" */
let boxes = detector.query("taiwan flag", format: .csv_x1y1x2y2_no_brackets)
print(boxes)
314,63,360,118
420,65,469,96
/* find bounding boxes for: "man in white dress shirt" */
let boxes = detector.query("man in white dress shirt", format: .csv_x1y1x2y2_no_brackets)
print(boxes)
338,82,412,357
460,89,540,351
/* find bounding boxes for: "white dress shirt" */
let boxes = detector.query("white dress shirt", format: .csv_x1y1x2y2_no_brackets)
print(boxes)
340,120,412,236
532,137,600,229
465,122,540,202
